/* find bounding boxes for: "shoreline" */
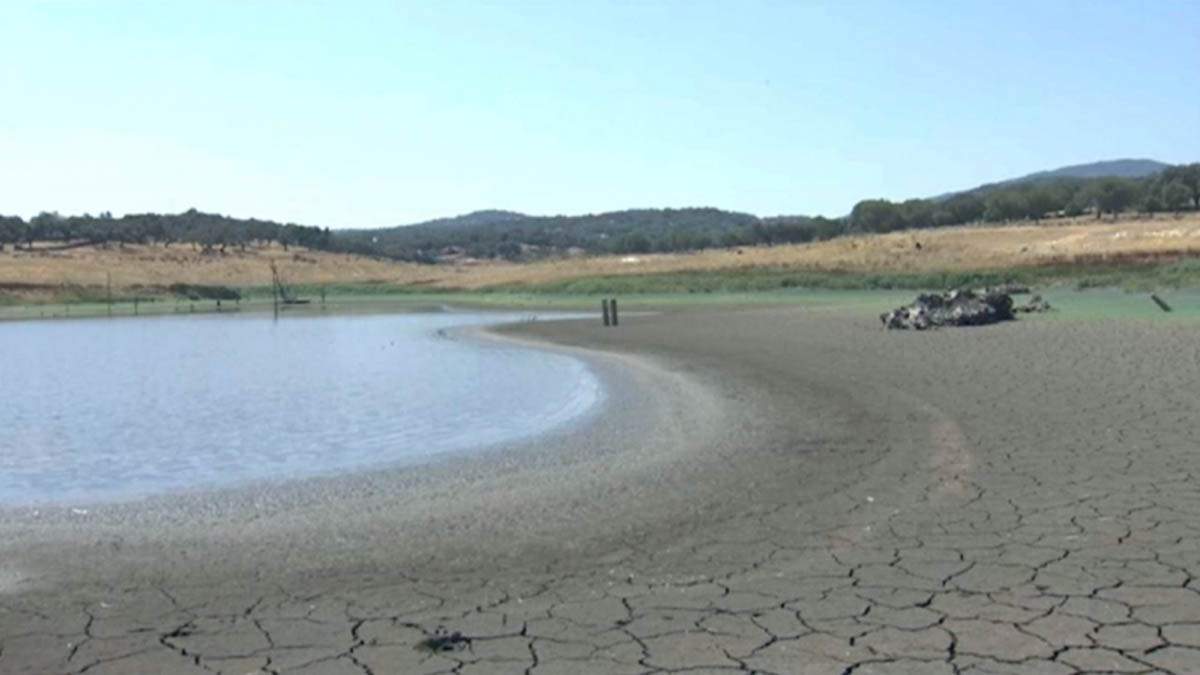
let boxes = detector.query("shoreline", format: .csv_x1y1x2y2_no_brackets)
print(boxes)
3,306,1200,673
0,313,743,595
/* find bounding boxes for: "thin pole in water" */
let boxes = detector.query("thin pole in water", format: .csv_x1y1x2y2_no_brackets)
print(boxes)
602,299,610,326
271,262,280,319
611,298,619,326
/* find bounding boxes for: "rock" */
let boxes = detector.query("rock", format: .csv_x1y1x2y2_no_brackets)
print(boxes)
881,288,1018,330
418,626,471,653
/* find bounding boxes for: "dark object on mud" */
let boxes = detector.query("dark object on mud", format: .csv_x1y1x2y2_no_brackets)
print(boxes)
882,289,1017,330
416,626,470,653
601,297,620,327
1150,294,1173,312
883,286,1054,329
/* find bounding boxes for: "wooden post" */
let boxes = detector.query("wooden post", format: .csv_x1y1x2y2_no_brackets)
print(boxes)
271,261,280,317
133,297,139,315
601,299,610,326
106,272,112,316
1150,294,1173,312
611,298,619,326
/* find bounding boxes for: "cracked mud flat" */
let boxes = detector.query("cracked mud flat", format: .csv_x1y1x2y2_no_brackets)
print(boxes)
3,306,1200,674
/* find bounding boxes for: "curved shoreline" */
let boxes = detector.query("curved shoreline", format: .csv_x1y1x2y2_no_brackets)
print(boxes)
0,314,745,596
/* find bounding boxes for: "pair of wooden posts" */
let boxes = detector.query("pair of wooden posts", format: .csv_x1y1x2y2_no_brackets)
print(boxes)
601,298,620,327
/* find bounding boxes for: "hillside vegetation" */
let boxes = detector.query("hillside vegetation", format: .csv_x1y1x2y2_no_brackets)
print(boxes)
417,212,1200,292
337,161,1199,261
5,213,1200,303
5,159,1200,304
3,161,1197,264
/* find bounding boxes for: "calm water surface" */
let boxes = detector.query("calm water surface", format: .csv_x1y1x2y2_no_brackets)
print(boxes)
0,311,601,505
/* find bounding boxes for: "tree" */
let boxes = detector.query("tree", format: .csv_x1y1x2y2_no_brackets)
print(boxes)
932,194,985,227
29,211,66,244
1093,178,1139,218
616,232,651,254
983,192,1029,222
1024,187,1061,221
1139,191,1165,215
898,199,934,229
1162,164,1200,209
1162,181,1191,213
849,199,903,233
0,216,26,251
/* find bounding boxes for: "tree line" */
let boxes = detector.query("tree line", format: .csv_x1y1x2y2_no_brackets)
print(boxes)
848,164,1200,234
0,209,332,253
3,164,1198,261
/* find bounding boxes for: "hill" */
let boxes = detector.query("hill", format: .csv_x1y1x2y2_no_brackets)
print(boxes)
970,158,1170,192
1007,158,1170,182
935,159,1171,201
397,210,528,231
333,159,1188,261
332,207,772,262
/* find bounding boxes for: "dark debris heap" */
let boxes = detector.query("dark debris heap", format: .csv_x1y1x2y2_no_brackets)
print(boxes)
882,286,1051,330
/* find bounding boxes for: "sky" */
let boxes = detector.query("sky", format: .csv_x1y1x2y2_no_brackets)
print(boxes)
1,1,1198,229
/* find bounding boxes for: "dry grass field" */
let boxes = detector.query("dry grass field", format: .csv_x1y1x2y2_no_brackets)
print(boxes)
457,212,1200,288
3,213,1200,301
0,243,439,301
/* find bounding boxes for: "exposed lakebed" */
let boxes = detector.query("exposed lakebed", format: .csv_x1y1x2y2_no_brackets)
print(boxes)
0,310,602,505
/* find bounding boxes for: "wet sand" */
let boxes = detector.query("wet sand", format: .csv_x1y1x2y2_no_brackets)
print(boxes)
2,306,1200,674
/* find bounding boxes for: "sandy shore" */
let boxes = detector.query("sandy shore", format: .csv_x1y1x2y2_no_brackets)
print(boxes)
2,305,1200,674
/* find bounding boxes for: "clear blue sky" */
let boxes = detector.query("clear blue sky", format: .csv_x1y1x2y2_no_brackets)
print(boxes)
2,1,1197,228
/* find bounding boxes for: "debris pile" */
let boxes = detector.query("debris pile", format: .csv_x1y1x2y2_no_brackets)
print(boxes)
881,287,1050,330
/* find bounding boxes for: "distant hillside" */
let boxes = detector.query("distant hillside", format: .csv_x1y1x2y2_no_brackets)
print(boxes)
1009,158,1170,182
328,158,1187,261
402,210,528,231
938,159,1171,199
332,207,793,262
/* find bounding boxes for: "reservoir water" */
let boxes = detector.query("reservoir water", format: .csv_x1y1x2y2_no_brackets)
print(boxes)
0,311,602,505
